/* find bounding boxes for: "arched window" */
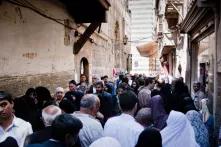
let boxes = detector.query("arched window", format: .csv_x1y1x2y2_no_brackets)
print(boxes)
80,57,89,79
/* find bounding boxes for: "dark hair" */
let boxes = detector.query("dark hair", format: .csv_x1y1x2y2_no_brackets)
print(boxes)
172,80,191,113
0,137,18,147
138,78,145,86
35,86,52,101
80,74,86,77
173,80,190,96
119,91,138,111
25,88,35,96
95,81,104,88
59,99,75,114
80,74,87,82
69,80,77,85
132,80,139,87
151,89,160,97
144,77,154,86
103,75,108,79
119,74,124,80
135,128,162,147
0,91,13,103
122,77,129,84
118,82,129,91
179,77,184,83
51,114,82,142
183,96,197,113
160,84,173,113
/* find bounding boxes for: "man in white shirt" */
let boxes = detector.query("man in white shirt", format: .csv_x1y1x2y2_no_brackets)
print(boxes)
104,91,144,147
73,94,104,147
0,91,33,147
89,137,121,147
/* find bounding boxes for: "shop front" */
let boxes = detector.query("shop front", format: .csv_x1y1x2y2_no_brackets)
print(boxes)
181,0,220,143
181,0,215,95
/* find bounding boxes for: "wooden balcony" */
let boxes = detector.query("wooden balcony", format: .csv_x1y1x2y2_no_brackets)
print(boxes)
165,0,183,29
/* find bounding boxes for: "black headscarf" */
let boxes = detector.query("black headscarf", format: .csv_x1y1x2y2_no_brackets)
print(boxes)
135,128,162,147
0,137,19,147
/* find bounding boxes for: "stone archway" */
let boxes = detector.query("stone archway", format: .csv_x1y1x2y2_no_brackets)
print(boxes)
80,57,89,79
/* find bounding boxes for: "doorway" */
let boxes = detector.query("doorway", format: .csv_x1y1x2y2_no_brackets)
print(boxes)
80,57,89,80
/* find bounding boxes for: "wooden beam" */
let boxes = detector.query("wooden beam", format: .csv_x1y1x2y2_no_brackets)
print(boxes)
73,22,101,54
197,0,215,8
98,0,111,10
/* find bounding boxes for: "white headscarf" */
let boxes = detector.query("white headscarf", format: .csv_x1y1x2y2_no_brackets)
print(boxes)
89,137,121,147
160,111,199,147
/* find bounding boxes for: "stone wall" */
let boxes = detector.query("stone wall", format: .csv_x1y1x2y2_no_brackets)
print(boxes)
0,70,75,97
0,0,131,95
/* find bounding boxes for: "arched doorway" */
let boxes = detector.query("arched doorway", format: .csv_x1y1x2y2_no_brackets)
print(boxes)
80,57,89,80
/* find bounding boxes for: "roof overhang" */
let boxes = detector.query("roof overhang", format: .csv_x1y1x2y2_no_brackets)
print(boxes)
59,0,111,54
161,45,175,56
180,0,215,36
60,0,110,23
136,41,158,57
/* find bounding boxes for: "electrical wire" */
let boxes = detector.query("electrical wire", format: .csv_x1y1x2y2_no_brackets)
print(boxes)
9,0,156,56
5,0,155,45
5,0,159,59
5,0,75,30
21,0,44,14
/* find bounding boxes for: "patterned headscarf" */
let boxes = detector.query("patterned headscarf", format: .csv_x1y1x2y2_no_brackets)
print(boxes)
186,110,209,147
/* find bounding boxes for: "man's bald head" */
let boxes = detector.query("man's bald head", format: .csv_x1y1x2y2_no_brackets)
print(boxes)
80,94,100,116
135,108,152,127
42,105,62,126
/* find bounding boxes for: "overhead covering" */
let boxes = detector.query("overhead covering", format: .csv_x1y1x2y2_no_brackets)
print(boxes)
136,41,158,57
59,0,111,54
161,45,175,56
165,1,180,29
180,0,214,36
60,0,110,23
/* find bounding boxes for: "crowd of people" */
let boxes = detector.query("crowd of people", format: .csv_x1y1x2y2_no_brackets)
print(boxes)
0,73,214,147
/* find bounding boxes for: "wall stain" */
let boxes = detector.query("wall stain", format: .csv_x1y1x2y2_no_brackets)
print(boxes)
15,7,24,23
0,10,14,23
22,52,37,59
15,7,22,19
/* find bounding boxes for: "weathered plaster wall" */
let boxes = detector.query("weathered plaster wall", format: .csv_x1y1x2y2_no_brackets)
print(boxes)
0,0,76,96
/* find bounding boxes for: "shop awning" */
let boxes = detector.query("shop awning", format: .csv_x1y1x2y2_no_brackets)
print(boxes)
136,41,158,57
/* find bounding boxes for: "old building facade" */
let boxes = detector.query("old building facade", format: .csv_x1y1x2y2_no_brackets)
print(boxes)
154,0,188,82
76,0,131,80
181,0,220,142
155,0,221,144
0,0,131,96
129,0,160,76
